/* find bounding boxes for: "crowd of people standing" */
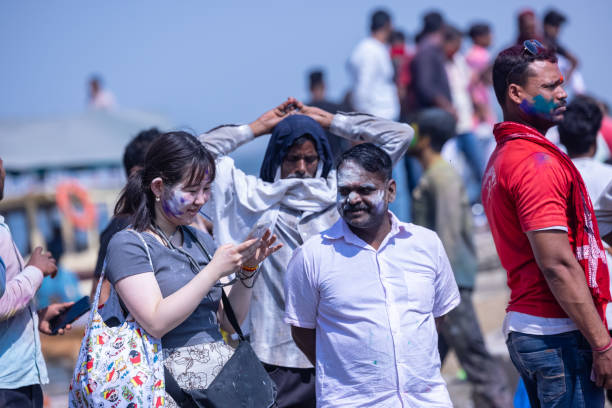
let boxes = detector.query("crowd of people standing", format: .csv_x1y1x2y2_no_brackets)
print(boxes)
2,5,612,408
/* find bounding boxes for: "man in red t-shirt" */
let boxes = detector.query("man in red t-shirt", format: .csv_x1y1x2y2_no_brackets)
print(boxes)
483,41,612,406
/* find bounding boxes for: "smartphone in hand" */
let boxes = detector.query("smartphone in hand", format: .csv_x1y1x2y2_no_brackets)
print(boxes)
49,296,91,335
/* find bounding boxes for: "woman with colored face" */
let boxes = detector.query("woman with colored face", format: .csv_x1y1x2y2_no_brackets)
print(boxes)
100,131,282,405
158,177,212,226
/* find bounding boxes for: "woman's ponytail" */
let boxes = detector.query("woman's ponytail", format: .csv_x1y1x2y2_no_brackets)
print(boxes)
114,167,154,231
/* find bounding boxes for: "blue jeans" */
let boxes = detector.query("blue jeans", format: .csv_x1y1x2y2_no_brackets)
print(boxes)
506,331,604,408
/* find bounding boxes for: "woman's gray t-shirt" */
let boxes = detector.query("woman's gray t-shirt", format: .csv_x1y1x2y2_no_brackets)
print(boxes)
103,227,223,348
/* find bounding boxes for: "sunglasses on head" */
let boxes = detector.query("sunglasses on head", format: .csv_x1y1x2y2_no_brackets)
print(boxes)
522,39,547,56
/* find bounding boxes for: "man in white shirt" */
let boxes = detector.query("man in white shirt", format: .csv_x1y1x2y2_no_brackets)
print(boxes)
284,143,459,407
347,9,399,120
443,25,485,201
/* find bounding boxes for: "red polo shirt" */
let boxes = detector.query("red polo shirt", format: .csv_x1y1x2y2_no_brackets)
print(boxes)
482,124,574,318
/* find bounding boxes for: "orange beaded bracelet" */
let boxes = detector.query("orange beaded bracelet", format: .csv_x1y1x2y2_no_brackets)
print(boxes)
241,264,258,272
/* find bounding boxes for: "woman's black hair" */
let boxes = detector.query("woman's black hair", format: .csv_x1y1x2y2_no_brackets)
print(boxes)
114,131,216,231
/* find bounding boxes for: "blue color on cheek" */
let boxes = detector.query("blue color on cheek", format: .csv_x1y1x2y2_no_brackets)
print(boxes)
519,99,535,115
161,200,175,217
519,95,557,119
160,190,184,217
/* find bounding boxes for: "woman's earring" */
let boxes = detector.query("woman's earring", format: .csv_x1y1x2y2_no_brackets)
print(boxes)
155,196,160,202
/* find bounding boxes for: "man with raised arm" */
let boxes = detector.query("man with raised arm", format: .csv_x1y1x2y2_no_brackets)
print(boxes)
482,40,612,406
198,99,414,407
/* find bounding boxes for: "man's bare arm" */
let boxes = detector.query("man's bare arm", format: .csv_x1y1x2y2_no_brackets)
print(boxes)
291,326,316,366
527,229,612,387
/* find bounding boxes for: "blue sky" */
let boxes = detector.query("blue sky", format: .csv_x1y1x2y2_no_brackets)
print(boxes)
1,0,610,134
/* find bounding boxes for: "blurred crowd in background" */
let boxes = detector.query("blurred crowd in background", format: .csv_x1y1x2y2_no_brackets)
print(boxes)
2,4,612,407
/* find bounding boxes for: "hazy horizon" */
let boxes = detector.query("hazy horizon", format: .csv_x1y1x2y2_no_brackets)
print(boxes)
2,1,610,133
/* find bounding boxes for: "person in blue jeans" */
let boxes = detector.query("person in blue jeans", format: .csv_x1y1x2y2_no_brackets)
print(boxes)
507,331,601,407
483,43,612,408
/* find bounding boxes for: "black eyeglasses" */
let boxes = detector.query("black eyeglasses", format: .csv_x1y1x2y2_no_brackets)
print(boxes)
505,39,549,86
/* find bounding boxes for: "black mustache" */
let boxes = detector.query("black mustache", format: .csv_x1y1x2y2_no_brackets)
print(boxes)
342,204,369,212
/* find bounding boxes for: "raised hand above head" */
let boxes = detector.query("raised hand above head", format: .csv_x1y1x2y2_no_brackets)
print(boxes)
292,100,334,130
249,97,301,137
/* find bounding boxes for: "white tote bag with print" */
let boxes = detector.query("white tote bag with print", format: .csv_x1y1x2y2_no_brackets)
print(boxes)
69,230,165,408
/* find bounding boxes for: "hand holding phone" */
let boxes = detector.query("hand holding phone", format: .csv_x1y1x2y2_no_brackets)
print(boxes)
47,296,91,335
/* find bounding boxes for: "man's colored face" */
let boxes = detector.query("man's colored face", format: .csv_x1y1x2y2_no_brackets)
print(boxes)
336,160,395,230
517,60,567,126
281,139,319,179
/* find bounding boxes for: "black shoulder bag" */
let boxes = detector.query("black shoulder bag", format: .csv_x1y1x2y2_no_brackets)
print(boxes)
163,227,277,408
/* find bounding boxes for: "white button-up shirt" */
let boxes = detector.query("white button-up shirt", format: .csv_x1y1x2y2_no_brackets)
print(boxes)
284,212,459,407
348,37,399,120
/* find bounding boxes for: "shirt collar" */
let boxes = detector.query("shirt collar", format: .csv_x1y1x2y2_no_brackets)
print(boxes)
323,211,408,249
493,121,545,144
